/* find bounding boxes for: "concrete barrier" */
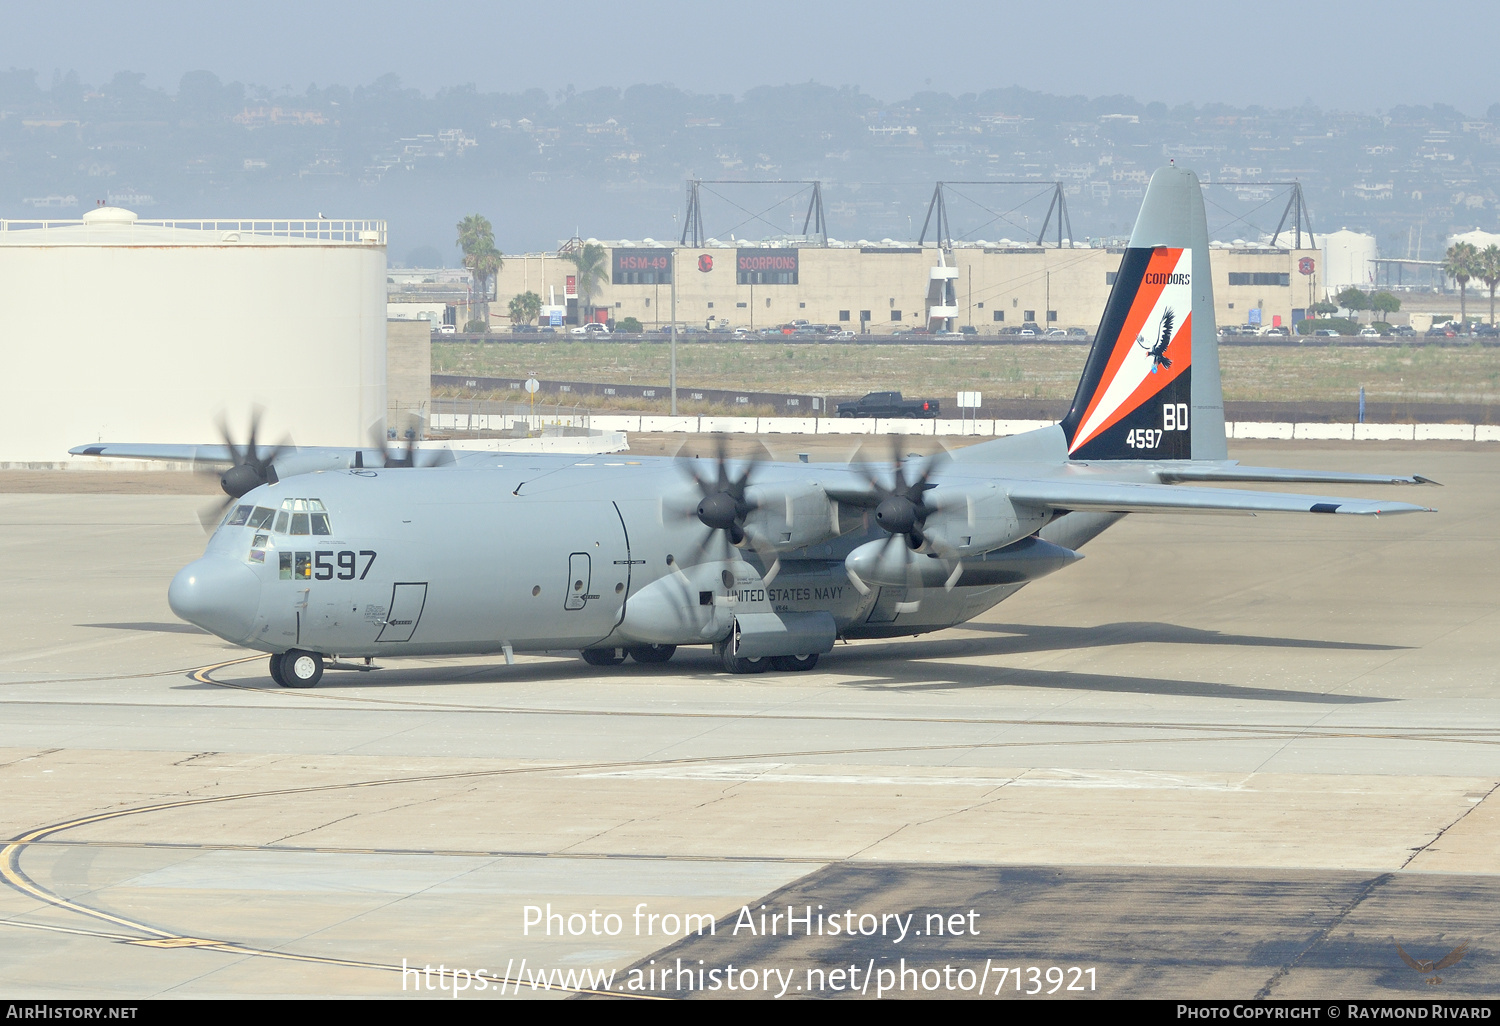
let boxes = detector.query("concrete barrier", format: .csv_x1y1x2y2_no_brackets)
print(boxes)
876,419,936,435
640,415,699,432
589,415,640,433
1477,425,1500,442
1294,423,1354,440
1415,424,1475,441
1232,422,1294,439
994,420,1053,437
936,419,994,436
818,418,876,434
699,416,759,433
759,417,818,433
1354,423,1415,441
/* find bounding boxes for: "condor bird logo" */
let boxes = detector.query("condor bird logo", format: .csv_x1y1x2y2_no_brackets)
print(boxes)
1136,308,1175,374
698,254,714,272
1396,941,1467,985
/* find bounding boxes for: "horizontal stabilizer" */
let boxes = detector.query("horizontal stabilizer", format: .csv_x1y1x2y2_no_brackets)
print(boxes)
1153,463,1439,487
1006,479,1433,517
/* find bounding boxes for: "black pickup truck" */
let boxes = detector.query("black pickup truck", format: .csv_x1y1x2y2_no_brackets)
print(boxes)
835,391,941,419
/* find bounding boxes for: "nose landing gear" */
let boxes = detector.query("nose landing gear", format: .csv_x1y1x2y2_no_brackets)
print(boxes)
271,649,324,688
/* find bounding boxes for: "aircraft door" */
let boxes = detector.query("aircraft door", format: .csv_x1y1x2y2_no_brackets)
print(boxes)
377,583,428,642
564,553,592,611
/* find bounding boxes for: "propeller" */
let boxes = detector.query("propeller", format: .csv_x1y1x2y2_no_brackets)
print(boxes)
664,434,784,583
195,409,291,530
840,437,950,610
851,436,947,551
363,414,433,469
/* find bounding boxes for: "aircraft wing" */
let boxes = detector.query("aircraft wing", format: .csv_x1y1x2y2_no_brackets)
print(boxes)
1152,463,1437,487
70,443,238,463
1006,478,1433,516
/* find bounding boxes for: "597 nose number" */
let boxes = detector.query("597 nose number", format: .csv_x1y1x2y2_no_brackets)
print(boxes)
316,550,376,580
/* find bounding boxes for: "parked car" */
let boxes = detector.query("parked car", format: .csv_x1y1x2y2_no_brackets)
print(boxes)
1043,328,1068,338
570,323,611,336
1313,329,1340,337
827,329,856,340
959,325,978,335
1358,327,1380,339
436,324,455,334
1261,326,1289,337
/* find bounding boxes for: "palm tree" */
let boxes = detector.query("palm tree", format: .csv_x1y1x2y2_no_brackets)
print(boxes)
456,214,503,326
508,290,541,325
563,242,609,326
1478,244,1500,326
1443,241,1480,328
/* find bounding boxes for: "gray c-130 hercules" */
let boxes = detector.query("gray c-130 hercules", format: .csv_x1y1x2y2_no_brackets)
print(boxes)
73,167,1435,687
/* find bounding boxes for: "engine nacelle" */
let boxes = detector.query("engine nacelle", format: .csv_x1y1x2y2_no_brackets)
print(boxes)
743,481,840,550
917,483,1048,558
845,538,953,590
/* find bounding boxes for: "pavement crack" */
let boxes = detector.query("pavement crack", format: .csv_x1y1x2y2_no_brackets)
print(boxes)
1254,871,1394,1000
1401,779,1500,869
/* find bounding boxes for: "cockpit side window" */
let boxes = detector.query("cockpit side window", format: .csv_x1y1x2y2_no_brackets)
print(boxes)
227,505,252,527
273,511,290,534
248,507,276,530
311,512,332,535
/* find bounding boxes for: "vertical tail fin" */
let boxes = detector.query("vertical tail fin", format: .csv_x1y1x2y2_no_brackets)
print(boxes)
1059,166,1226,461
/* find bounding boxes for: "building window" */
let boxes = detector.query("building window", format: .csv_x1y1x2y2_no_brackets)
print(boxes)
993,310,1004,322
645,298,651,308
1023,310,1035,321
1228,272,1290,286
839,310,850,321
1047,310,1057,322
799,302,806,308
1227,302,1235,309
736,302,747,308
859,310,871,322
766,298,771,307
891,310,902,321
1106,271,1118,285
707,302,714,309
889,298,896,307
615,302,622,308
977,302,985,309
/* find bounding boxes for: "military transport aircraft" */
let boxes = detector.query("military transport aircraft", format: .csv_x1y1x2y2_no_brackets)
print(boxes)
72,167,1433,687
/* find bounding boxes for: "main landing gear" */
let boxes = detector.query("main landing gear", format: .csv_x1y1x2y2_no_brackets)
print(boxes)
270,649,324,688
580,645,678,666
716,643,820,674
579,645,819,673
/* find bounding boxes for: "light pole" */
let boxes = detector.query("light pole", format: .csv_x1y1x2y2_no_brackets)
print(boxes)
670,249,678,416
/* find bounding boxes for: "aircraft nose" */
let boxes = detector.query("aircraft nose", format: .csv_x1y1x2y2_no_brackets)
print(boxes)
169,557,260,642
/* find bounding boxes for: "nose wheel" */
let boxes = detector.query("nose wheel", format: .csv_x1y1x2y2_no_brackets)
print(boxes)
273,649,324,688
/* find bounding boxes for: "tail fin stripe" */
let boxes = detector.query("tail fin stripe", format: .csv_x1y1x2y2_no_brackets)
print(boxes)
1071,312,1192,452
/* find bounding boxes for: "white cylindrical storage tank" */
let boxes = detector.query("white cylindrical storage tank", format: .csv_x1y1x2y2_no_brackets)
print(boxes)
1319,228,1377,296
0,209,386,465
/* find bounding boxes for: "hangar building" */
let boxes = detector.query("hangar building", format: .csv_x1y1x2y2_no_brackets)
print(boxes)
485,240,1324,334
0,207,386,465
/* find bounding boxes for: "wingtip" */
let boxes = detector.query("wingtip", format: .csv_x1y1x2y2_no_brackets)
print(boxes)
1412,475,1443,486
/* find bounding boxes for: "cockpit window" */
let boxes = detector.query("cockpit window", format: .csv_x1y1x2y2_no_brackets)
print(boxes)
262,499,331,536
227,505,252,527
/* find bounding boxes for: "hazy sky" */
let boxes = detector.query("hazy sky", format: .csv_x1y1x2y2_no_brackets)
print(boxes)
9,0,1498,113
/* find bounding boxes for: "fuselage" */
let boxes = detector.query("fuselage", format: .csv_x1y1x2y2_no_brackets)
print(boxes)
168,452,1104,659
